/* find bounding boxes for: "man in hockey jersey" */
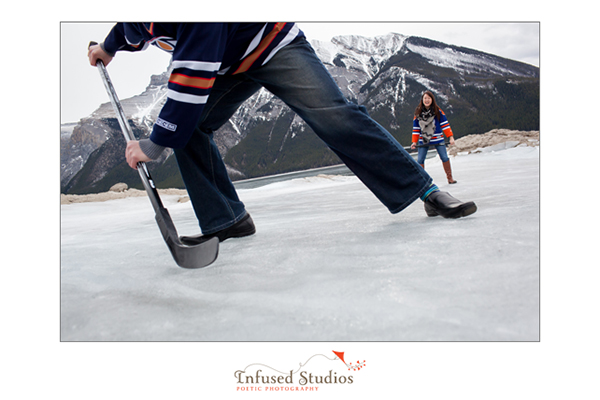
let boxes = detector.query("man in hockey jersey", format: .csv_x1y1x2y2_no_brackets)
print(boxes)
88,23,476,244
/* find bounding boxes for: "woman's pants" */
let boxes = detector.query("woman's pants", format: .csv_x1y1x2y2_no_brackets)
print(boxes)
417,143,450,165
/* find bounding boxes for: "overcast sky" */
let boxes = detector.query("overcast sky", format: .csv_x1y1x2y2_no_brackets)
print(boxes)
61,22,539,124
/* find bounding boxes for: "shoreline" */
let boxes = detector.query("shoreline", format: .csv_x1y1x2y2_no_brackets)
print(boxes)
61,188,190,205
61,129,539,205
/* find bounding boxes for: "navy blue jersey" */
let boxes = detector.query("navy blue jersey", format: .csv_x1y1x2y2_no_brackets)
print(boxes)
102,23,304,148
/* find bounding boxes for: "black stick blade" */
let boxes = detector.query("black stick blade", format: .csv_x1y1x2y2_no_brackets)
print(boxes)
155,207,219,269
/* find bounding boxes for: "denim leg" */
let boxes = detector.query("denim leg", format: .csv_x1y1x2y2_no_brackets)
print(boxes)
174,74,262,234
417,146,429,165
245,38,432,213
436,144,450,162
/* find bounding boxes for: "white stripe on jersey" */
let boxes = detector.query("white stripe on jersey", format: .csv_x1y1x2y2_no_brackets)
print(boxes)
167,89,209,104
240,24,268,60
261,23,299,65
171,60,222,72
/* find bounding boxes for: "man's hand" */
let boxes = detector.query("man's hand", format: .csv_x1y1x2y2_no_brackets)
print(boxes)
448,137,455,146
88,44,113,67
126,141,152,169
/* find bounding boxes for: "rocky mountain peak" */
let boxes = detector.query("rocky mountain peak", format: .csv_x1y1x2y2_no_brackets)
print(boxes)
61,32,539,194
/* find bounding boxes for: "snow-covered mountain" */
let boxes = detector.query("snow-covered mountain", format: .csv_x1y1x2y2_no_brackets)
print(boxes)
60,33,539,194
60,70,171,189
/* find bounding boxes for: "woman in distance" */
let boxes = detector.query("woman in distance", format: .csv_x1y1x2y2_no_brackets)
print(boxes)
410,91,457,184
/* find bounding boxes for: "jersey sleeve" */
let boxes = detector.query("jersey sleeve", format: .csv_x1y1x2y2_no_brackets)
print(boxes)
439,109,454,138
412,117,421,143
101,23,149,56
149,24,230,149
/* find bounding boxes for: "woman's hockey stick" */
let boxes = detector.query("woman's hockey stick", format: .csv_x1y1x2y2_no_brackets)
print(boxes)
416,140,450,148
90,42,219,269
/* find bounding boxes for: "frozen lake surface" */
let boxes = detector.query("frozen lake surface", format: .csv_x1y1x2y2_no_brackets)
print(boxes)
60,145,539,341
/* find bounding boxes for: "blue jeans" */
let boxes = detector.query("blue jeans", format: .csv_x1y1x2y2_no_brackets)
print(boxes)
174,37,432,234
417,143,450,165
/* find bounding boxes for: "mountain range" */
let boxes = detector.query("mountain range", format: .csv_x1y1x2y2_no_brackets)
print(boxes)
60,32,539,194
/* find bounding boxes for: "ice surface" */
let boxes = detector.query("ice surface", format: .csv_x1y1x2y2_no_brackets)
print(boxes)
60,145,539,341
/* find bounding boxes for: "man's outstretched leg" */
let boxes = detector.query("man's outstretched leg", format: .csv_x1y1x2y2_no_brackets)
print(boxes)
245,37,477,217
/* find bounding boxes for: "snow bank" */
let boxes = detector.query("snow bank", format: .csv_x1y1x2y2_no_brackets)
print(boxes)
449,129,539,156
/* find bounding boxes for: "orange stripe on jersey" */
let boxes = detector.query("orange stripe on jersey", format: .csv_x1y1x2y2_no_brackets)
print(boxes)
233,23,286,74
169,73,215,89
156,39,175,51
145,23,155,35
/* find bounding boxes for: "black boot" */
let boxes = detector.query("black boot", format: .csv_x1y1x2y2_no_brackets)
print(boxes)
180,213,256,245
424,191,477,218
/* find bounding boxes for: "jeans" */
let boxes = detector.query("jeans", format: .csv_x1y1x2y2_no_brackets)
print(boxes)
174,37,432,234
417,144,450,165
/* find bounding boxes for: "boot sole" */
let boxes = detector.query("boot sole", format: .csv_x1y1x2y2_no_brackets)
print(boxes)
180,215,256,244
180,228,255,245
426,202,477,219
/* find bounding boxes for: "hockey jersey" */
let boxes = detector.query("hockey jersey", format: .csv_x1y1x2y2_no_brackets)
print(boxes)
101,23,304,149
412,108,454,145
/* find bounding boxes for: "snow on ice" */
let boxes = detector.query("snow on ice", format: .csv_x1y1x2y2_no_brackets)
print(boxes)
60,144,539,341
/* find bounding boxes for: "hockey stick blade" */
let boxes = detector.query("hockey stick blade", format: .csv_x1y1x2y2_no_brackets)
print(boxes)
155,207,219,269
90,41,219,269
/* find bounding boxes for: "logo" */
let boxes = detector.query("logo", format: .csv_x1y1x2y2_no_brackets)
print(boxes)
156,117,177,132
148,36,177,53
234,350,366,392
332,351,366,371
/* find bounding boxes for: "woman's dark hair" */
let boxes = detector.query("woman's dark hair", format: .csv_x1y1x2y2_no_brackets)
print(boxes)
414,91,441,119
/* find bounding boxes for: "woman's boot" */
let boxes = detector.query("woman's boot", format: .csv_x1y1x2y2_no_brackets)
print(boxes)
442,160,457,184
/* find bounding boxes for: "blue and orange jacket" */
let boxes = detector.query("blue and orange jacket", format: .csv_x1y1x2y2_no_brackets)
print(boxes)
412,108,454,145
101,23,304,149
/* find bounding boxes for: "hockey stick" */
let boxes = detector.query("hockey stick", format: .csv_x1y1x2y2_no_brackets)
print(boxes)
90,41,219,269
416,140,450,148
408,140,451,153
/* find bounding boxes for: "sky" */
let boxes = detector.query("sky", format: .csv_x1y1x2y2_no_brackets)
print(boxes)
60,22,539,124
